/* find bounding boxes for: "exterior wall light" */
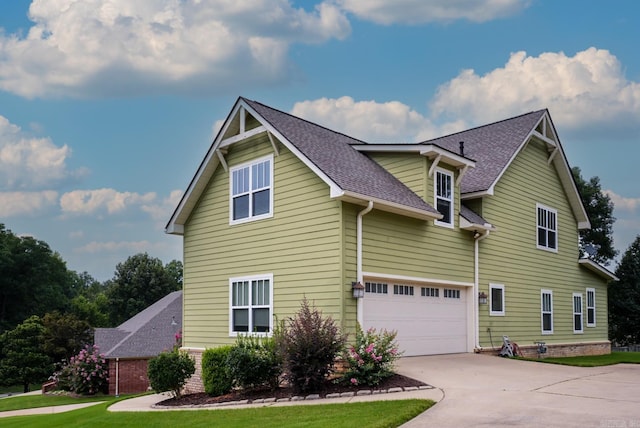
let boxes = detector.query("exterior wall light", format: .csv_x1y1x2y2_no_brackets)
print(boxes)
352,281,365,299
478,291,488,305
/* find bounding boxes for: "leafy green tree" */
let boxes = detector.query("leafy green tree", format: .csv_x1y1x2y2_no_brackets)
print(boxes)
70,294,110,328
0,316,53,392
42,311,94,364
165,259,184,288
609,236,640,345
0,224,75,332
106,253,181,325
572,167,617,265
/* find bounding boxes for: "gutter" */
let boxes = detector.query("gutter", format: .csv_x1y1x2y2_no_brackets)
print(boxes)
356,201,374,326
474,230,491,351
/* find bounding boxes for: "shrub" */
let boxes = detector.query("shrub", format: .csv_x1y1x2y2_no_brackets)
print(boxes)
202,346,234,396
147,350,195,398
227,335,282,390
54,344,109,395
275,298,346,394
341,325,402,387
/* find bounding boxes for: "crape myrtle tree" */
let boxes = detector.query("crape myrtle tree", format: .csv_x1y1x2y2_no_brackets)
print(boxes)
106,253,182,326
609,236,640,346
572,167,617,266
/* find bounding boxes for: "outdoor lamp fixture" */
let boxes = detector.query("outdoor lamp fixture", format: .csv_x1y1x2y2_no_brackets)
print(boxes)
352,281,365,299
478,291,488,305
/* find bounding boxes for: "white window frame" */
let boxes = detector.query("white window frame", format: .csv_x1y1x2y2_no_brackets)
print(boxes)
573,292,583,334
229,273,273,336
541,289,553,335
536,203,558,252
230,154,274,225
489,283,505,316
434,168,454,228
586,288,596,327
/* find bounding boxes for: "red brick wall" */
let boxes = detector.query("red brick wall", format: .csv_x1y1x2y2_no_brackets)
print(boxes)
107,358,151,395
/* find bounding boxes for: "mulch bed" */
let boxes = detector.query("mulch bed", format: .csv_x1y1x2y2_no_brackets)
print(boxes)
159,374,428,406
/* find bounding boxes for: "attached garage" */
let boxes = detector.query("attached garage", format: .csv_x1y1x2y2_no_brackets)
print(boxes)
363,281,469,356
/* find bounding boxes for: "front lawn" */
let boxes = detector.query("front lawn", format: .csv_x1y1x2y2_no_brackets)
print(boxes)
1,397,434,428
528,351,640,367
0,392,120,412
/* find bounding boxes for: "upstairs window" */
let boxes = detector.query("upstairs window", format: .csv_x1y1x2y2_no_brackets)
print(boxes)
435,169,453,227
537,204,557,251
231,155,273,224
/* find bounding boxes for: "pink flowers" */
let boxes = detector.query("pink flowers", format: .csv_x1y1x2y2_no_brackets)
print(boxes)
350,378,358,385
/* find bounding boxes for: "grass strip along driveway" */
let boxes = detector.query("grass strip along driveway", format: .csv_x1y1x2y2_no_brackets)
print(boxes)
525,351,640,367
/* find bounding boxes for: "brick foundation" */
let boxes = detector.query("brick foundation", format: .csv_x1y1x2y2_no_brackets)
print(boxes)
183,348,205,394
477,341,611,358
108,358,151,395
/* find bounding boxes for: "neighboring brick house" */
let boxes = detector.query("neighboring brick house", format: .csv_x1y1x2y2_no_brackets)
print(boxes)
94,290,182,395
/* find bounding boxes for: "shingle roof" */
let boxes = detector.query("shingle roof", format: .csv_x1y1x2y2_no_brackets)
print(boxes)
94,290,182,359
460,204,490,227
423,110,546,194
243,98,441,216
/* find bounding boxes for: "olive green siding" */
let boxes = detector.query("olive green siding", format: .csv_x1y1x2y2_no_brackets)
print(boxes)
476,138,609,347
367,153,428,199
182,134,346,349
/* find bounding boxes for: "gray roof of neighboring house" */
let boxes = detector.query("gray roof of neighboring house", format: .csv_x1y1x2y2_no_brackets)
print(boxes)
243,98,441,216
94,290,182,359
423,110,547,195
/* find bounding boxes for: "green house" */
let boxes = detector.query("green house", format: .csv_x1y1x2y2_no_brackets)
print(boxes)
166,97,616,391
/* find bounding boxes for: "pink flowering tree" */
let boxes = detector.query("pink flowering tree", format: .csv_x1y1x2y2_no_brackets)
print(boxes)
341,325,402,386
54,344,109,395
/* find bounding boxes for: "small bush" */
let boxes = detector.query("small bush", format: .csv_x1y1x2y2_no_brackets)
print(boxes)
202,346,233,396
148,350,195,398
227,335,282,390
275,298,346,394
341,325,402,387
53,345,109,395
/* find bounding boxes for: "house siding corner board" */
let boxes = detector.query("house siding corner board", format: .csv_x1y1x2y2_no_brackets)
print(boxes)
183,137,343,349
477,138,609,349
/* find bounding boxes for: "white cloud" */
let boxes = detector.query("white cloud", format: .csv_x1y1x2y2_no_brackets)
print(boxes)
337,0,529,24
430,48,640,131
75,240,167,254
60,188,156,215
0,191,58,217
604,189,640,212
141,189,183,224
0,115,85,190
0,0,350,98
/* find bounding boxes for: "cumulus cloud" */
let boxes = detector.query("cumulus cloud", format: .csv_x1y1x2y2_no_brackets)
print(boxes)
430,48,640,132
0,115,85,190
75,240,167,254
337,0,529,24
291,96,466,142
141,189,183,225
604,189,640,212
60,188,156,215
0,0,350,98
0,191,58,217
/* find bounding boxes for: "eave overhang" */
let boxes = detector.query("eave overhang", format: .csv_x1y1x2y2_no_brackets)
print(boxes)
332,189,442,221
578,258,618,282
459,216,496,232
353,143,475,170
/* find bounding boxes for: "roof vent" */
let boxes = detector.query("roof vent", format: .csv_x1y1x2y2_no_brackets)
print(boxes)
459,141,465,157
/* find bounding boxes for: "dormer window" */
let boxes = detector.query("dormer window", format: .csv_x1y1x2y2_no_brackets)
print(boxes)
434,169,453,227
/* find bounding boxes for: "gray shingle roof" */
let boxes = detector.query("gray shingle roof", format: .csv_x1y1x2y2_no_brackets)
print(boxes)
94,290,182,359
243,98,440,216
423,110,546,194
460,204,490,226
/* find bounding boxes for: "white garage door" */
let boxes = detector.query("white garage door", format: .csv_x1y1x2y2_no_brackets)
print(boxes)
363,282,467,356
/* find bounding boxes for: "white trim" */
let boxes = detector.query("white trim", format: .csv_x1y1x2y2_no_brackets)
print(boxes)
337,190,441,221
578,259,619,281
229,154,274,225
434,168,454,228
541,289,554,335
428,154,442,178
219,125,267,148
572,292,583,334
229,273,274,337
353,144,475,169
536,203,558,253
489,283,505,316
586,287,596,327
363,271,474,288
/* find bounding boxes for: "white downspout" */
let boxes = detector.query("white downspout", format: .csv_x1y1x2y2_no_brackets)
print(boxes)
115,357,120,397
474,230,490,351
357,201,374,326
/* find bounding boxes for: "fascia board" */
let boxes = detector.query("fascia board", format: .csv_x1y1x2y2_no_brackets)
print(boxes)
362,271,474,288
353,144,475,169
578,259,618,281
337,190,442,221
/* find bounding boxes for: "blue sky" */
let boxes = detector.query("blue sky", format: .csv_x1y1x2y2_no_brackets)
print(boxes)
1,0,638,281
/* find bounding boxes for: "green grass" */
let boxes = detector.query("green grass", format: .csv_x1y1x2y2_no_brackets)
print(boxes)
1,398,434,428
0,384,41,394
526,351,640,367
0,392,122,412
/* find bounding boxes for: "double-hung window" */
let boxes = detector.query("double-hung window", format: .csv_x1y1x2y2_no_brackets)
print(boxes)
230,155,273,223
489,284,505,316
230,274,272,335
435,169,453,227
586,288,596,327
536,203,557,251
541,290,553,334
573,293,583,334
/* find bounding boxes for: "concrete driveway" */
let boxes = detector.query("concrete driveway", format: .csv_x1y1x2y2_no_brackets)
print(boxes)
397,353,640,428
